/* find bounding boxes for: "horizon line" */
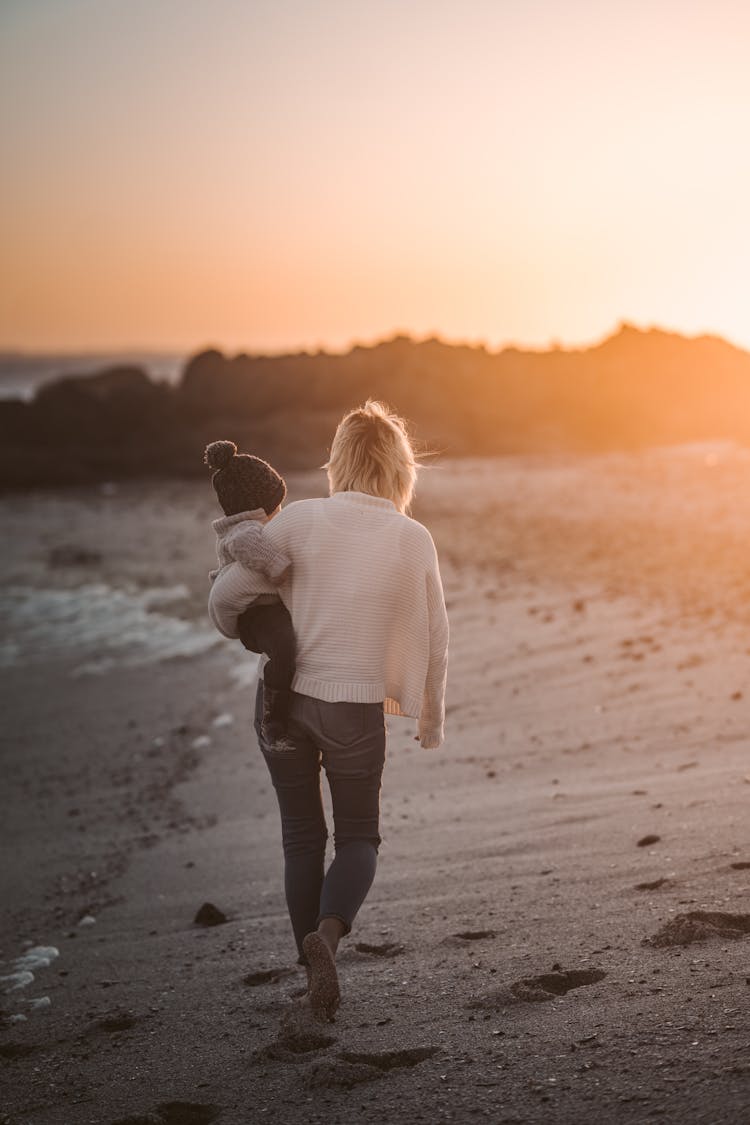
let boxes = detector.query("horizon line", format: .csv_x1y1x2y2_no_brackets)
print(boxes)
0,319,747,362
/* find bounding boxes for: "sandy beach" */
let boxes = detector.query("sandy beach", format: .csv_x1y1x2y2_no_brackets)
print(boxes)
2,450,749,1125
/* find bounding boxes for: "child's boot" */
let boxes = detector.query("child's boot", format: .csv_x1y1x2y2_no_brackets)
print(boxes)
261,687,295,753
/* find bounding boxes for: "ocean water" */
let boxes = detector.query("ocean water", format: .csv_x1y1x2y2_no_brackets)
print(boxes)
0,582,220,674
0,352,185,401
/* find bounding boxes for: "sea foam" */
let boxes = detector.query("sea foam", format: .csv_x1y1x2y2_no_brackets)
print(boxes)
0,583,219,672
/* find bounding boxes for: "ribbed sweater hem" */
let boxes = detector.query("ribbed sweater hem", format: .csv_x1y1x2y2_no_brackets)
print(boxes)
291,672,422,719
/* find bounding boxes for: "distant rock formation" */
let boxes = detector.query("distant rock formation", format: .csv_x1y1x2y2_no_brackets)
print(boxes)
2,324,750,487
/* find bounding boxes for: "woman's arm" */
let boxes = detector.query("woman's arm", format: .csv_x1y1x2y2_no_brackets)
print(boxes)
223,522,291,582
208,561,267,639
207,502,311,637
418,542,449,749
220,500,311,570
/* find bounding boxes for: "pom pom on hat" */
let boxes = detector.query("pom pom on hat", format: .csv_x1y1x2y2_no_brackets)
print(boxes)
204,440,237,471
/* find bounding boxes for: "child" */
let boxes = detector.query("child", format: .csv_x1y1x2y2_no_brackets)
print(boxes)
204,439,295,754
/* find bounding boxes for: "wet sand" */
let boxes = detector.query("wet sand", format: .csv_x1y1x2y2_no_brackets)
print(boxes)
1,449,749,1124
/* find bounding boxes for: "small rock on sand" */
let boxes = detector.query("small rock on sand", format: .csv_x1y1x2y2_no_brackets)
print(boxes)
193,902,227,927
212,713,234,728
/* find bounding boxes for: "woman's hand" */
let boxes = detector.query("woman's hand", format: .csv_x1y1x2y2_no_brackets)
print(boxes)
414,730,443,750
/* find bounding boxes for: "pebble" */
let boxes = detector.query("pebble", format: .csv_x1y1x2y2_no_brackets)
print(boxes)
194,902,227,927
212,713,234,728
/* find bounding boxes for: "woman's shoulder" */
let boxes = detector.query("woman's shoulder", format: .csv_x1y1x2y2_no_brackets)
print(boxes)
401,510,435,538
398,513,439,560
264,496,326,543
275,496,327,523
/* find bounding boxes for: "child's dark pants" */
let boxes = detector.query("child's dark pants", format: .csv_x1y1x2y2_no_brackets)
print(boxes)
238,600,295,736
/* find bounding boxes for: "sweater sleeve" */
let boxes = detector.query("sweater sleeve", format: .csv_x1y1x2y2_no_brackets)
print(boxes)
222,522,290,585
207,561,262,639
207,503,311,638
418,538,449,749
224,522,291,581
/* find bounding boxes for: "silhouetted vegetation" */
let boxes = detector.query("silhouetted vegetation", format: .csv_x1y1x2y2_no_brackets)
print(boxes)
3,324,750,487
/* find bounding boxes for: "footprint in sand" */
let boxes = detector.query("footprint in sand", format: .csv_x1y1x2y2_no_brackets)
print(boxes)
644,911,750,948
341,1047,438,1069
242,967,296,987
453,929,496,941
257,1024,336,1063
306,1058,382,1089
353,941,405,958
307,1046,437,1089
112,1103,220,1125
472,966,606,1007
634,877,670,891
94,1012,139,1034
112,1116,162,1124
0,1042,37,1059
157,1106,220,1125
442,929,496,948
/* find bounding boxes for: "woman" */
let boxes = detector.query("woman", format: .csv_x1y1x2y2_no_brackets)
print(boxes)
208,401,449,1018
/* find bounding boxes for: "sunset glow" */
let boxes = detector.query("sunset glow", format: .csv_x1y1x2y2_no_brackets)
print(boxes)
2,0,749,353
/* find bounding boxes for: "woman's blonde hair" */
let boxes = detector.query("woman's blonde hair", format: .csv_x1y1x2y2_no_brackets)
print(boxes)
325,400,418,513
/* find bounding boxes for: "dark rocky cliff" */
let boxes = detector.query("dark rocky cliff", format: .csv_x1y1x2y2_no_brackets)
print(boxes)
3,324,750,487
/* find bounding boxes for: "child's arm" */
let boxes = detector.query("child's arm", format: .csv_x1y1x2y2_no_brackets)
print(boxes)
223,522,291,582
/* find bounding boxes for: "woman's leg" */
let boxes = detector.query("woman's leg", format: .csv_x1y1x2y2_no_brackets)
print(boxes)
316,702,387,939
254,682,326,962
295,700,386,1018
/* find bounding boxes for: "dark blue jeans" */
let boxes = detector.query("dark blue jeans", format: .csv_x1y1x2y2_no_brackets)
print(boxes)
254,682,386,964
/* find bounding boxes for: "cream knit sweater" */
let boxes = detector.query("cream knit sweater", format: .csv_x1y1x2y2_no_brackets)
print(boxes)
208,491,449,748
209,508,282,590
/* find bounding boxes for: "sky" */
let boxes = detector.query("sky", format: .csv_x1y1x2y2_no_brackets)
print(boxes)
1,0,749,354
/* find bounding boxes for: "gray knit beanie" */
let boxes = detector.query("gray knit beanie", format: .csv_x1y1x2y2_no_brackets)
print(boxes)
204,440,286,517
